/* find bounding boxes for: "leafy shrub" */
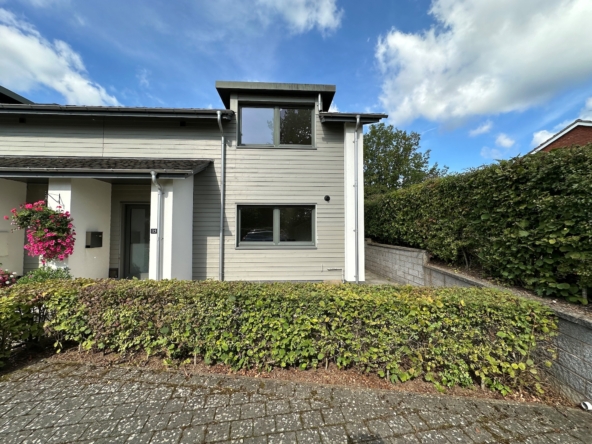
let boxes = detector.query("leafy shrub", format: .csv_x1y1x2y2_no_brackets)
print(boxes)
0,287,48,367
5,279,557,395
366,146,592,303
17,266,72,286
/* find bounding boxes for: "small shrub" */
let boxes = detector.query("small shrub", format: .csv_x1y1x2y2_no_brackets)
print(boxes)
0,287,47,367
17,266,72,286
5,279,558,395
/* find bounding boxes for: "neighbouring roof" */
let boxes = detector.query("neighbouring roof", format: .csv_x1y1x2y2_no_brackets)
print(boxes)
0,156,212,179
530,119,592,153
319,112,388,124
0,104,234,120
216,81,336,111
0,85,33,105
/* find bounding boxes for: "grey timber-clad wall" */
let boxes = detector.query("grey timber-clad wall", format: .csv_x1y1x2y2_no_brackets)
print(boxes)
222,96,345,281
109,185,151,273
0,100,346,281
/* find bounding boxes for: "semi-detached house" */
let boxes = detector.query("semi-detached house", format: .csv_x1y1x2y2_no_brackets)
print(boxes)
0,81,386,283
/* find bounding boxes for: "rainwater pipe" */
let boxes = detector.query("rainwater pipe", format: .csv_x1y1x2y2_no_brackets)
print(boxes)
217,111,226,281
150,171,163,281
354,114,361,284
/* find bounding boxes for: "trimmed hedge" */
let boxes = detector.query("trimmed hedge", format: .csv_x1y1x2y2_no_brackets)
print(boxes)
2,279,557,395
366,146,592,303
0,288,47,366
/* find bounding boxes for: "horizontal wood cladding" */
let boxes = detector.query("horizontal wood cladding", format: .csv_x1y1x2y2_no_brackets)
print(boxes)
2,111,346,281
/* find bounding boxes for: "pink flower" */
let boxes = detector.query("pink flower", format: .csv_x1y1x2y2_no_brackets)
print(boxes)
3,216,8,220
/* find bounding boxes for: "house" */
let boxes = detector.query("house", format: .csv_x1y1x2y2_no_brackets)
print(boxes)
530,119,592,153
0,81,386,283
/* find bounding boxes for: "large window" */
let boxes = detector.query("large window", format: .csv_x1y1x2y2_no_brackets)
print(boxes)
238,205,315,247
240,106,313,147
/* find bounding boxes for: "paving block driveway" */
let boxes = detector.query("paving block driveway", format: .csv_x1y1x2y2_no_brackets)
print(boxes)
0,362,590,443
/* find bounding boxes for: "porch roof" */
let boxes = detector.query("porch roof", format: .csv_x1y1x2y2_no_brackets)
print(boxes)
0,156,212,179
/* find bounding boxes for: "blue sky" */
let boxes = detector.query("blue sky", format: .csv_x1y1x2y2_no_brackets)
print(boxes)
1,0,592,172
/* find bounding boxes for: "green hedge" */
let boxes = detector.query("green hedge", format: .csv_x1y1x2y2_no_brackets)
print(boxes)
366,146,592,303
3,279,557,395
0,289,47,366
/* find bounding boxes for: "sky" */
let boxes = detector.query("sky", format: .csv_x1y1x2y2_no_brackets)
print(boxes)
1,0,592,172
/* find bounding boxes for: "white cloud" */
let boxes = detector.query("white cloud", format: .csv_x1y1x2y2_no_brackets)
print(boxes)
480,146,503,159
376,0,592,125
469,120,492,136
256,0,343,34
496,133,515,148
136,68,150,88
0,8,119,105
328,102,339,112
531,130,554,147
531,95,592,146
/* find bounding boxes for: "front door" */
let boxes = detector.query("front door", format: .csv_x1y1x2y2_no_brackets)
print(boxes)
123,204,150,279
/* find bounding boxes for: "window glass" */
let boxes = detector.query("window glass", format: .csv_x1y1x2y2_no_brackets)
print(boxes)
240,206,274,242
241,107,274,145
280,108,312,145
238,205,315,246
279,206,313,242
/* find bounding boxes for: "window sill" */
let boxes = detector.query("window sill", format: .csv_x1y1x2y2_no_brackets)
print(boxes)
235,246,317,250
237,145,317,150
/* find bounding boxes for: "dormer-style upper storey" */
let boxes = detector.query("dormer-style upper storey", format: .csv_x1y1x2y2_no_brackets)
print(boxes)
216,81,386,150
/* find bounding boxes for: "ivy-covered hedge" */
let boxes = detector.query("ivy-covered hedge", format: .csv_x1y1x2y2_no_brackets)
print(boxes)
366,146,592,303
2,279,557,395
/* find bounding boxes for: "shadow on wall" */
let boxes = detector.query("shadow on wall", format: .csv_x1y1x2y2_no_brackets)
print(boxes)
192,163,222,280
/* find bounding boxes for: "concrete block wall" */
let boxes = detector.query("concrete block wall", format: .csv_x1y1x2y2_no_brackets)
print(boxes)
365,241,427,285
365,240,477,288
546,316,592,403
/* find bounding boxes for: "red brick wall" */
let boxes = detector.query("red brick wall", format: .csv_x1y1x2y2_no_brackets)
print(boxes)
542,126,592,152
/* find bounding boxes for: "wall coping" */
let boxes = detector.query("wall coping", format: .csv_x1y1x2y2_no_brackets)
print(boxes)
366,239,592,330
365,239,429,257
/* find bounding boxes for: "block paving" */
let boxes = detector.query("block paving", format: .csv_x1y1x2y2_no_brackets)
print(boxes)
0,361,590,443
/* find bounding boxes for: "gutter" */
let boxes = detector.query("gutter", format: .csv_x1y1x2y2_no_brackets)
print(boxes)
217,111,226,281
150,171,164,281
354,115,361,284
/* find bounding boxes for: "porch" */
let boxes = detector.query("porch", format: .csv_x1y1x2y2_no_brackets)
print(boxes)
0,157,211,280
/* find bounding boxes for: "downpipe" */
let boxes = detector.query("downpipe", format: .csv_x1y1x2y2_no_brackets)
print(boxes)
354,114,361,284
217,111,226,281
150,171,163,281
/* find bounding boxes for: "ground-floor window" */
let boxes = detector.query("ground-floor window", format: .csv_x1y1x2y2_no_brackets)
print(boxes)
237,205,315,247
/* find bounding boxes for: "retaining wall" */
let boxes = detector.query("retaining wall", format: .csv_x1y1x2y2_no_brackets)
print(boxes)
365,239,592,404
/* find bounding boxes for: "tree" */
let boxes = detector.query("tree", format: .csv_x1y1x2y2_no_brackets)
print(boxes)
364,123,447,197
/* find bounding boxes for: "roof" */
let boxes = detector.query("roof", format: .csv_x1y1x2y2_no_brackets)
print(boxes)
0,156,212,179
530,119,592,153
0,104,234,120
0,85,33,105
216,81,336,111
319,112,388,124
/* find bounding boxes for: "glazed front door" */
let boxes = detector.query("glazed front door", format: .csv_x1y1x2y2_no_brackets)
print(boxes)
123,204,150,279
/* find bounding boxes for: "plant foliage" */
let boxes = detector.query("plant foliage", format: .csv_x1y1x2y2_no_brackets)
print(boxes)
5,200,76,263
364,123,448,197
366,146,592,303
16,266,72,286
2,279,557,395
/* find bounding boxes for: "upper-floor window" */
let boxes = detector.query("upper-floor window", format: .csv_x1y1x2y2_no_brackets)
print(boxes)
239,105,313,148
